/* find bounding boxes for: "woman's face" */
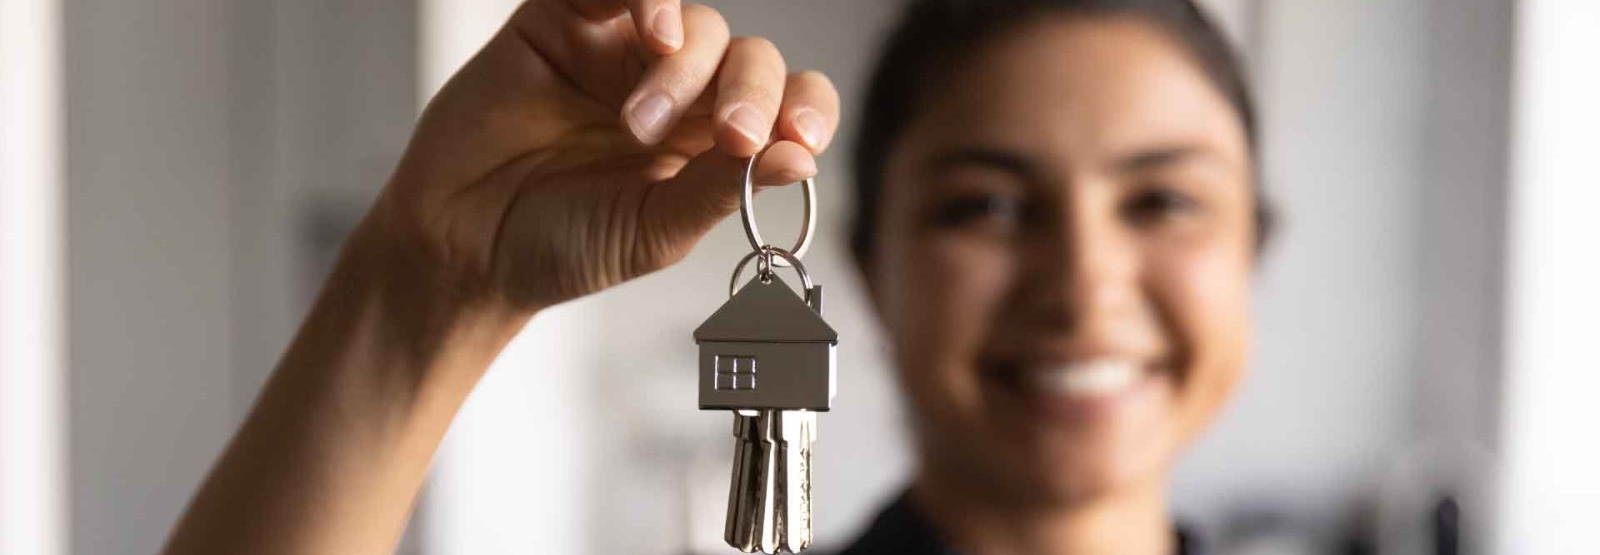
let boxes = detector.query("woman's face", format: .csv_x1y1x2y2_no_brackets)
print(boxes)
870,15,1256,505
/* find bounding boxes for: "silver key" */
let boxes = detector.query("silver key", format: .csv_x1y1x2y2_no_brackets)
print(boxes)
696,250,836,554
774,409,815,551
725,410,769,551
724,409,814,553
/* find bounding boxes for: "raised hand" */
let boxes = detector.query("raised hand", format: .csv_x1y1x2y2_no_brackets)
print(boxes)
370,0,840,310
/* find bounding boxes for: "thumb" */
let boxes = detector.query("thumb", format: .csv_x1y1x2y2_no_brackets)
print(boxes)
638,141,818,254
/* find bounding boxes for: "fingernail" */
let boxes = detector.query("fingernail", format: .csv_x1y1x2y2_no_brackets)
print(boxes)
726,104,768,147
794,108,828,149
653,8,683,49
628,92,672,143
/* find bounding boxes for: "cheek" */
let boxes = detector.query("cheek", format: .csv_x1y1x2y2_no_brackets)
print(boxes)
879,231,1017,398
1149,241,1253,428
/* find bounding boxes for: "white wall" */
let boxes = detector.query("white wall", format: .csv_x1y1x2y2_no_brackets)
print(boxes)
62,2,236,554
1171,0,1431,542
59,1,419,554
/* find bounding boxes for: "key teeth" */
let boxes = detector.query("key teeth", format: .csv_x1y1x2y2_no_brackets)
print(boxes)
724,410,815,554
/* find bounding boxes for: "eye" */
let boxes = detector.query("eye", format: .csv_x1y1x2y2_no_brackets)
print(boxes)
1122,187,1198,225
932,193,1025,230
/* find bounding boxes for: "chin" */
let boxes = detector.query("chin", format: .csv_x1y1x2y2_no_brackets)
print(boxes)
970,361,1185,506
1027,438,1174,505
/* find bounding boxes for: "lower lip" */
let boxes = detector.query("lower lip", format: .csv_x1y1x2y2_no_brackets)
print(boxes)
997,369,1168,424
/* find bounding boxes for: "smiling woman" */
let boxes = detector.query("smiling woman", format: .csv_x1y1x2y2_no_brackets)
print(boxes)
843,2,1265,554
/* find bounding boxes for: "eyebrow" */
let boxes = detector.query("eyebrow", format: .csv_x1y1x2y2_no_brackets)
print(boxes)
922,143,1224,183
923,147,1049,184
921,141,1228,187
1115,145,1215,173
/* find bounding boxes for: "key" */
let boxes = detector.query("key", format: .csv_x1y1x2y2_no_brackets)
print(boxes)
725,410,769,551
774,409,815,551
725,409,813,553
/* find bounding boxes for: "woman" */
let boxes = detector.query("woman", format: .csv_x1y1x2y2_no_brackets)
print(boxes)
162,0,1267,554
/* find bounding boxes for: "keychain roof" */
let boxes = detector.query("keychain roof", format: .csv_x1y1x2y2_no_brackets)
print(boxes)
694,274,837,344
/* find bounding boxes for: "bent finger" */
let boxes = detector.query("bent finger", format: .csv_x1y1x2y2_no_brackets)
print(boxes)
633,0,685,53
563,0,685,54
713,36,787,158
621,3,730,145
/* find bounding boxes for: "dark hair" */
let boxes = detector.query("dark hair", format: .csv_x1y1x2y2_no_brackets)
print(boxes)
849,0,1271,263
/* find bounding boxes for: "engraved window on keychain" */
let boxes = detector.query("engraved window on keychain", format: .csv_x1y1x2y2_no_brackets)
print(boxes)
715,356,758,391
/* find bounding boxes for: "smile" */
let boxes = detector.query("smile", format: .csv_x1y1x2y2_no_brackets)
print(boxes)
1025,359,1150,398
983,356,1172,422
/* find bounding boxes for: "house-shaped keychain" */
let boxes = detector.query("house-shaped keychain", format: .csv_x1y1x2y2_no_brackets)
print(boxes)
695,274,837,411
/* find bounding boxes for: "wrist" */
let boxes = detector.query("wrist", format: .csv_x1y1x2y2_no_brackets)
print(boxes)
293,209,536,393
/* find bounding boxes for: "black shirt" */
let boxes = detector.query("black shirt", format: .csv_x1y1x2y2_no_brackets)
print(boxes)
836,493,1200,555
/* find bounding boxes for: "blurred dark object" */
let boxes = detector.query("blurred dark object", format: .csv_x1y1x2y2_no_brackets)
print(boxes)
1433,495,1460,555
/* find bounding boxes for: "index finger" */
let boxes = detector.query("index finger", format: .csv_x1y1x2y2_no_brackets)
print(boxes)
563,0,684,53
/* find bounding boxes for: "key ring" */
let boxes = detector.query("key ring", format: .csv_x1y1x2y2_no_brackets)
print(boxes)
741,147,816,267
728,245,814,303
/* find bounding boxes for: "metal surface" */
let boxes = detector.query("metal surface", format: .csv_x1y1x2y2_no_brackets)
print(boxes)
727,247,814,302
725,411,770,552
724,409,814,553
698,273,835,344
698,342,835,411
696,272,837,411
740,150,816,266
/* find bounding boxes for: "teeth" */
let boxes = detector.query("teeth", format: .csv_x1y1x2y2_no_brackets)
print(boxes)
1028,359,1142,398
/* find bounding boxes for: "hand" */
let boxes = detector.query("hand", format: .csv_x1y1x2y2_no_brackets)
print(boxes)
364,0,840,312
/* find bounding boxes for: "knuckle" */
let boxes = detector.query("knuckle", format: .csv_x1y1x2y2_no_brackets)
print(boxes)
791,70,836,92
731,35,779,58
735,83,777,106
791,69,826,83
682,3,728,37
660,66,697,96
789,70,840,110
636,0,679,15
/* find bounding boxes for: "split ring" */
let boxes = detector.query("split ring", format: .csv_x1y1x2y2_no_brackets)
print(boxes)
740,147,816,267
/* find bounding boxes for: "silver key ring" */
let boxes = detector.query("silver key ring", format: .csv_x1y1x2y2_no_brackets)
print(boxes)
728,246,814,303
740,147,816,267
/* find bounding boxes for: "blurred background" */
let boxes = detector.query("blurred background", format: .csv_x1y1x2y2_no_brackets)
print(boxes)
2,0,1597,554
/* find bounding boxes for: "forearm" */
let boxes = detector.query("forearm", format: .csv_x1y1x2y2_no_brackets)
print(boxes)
161,220,532,555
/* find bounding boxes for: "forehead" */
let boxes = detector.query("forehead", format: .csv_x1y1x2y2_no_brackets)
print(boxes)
903,14,1249,168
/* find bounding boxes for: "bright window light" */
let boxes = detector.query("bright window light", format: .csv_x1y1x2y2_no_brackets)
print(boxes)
1,1,67,555
1498,1,1600,552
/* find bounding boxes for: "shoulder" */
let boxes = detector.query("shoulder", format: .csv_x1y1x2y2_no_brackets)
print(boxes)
834,490,1205,555
834,492,959,555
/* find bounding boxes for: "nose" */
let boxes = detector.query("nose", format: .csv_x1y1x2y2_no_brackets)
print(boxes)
1020,198,1140,334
